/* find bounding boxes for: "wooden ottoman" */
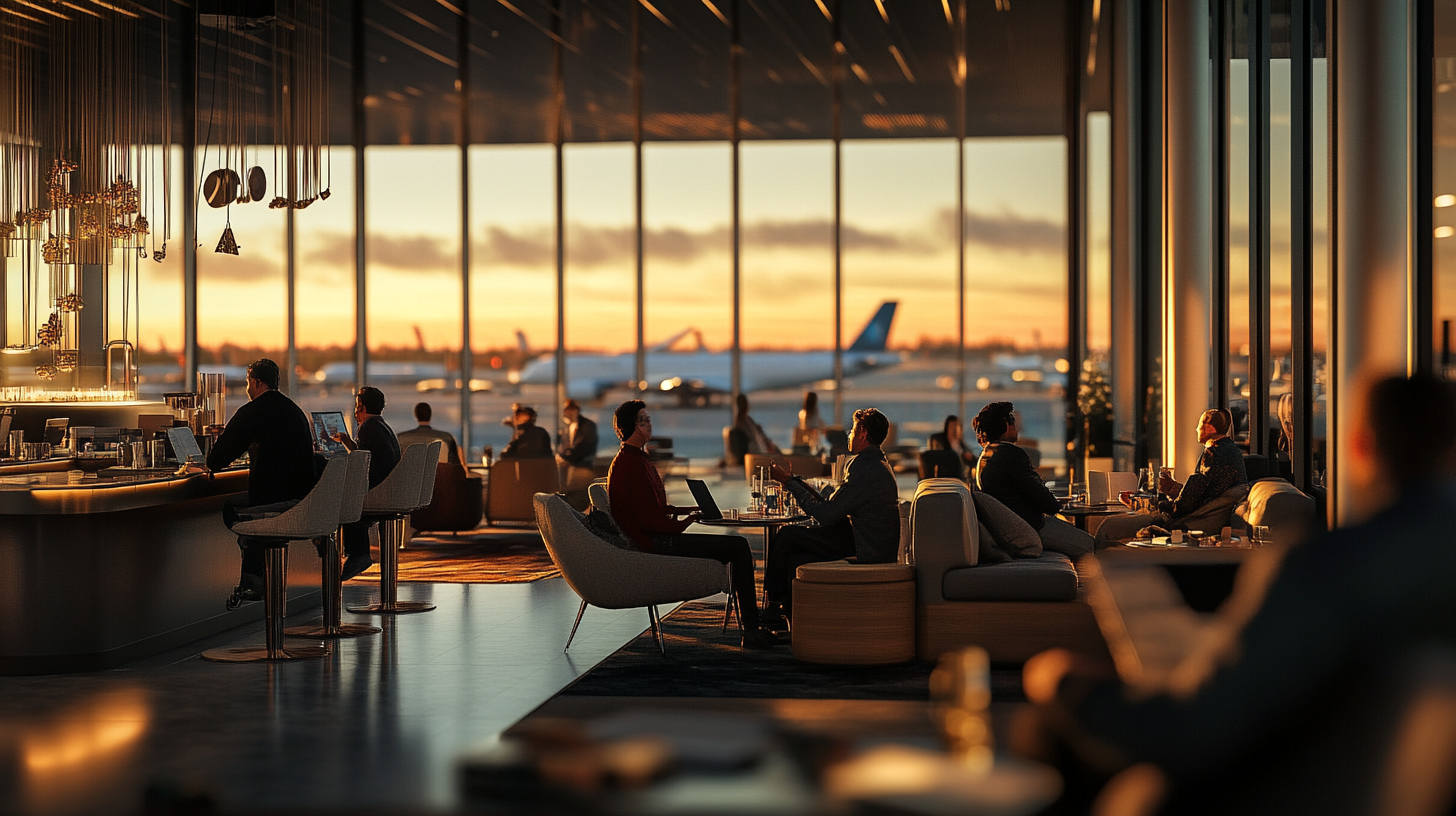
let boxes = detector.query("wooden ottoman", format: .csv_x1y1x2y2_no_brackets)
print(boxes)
791,560,916,665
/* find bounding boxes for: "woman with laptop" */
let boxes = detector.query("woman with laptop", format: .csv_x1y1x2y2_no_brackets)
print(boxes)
607,399,778,650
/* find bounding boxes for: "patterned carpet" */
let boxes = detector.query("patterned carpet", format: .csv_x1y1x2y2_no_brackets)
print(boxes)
350,527,561,584
560,600,1027,702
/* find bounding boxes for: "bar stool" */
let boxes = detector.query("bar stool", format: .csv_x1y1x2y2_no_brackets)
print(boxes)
286,450,380,639
203,456,349,662
348,441,441,615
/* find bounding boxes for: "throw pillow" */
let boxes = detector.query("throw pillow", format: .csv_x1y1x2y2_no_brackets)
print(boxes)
976,522,1012,564
971,491,1043,558
568,502,638,551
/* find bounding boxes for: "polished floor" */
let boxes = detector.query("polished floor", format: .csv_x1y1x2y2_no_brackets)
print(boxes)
0,579,661,815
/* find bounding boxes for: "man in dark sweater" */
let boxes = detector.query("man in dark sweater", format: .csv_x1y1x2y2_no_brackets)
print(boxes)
606,399,776,649
331,386,402,580
205,359,318,607
1095,408,1249,543
765,407,901,625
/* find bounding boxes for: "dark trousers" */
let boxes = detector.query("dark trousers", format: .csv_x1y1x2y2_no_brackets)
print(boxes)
340,520,375,560
653,532,760,629
764,521,856,612
223,495,301,582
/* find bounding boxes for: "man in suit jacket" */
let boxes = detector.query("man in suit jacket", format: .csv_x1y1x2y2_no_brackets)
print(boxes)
398,402,468,474
765,407,901,626
332,386,402,580
500,405,552,460
556,399,598,490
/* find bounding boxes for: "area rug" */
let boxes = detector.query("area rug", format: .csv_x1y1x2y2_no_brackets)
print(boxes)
352,528,560,584
561,600,1026,702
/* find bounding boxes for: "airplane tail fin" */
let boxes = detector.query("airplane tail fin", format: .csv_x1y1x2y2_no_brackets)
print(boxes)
515,330,529,353
847,301,897,352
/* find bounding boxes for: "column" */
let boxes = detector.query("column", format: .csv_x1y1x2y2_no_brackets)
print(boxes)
1330,0,1411,524
1161,0,1213,482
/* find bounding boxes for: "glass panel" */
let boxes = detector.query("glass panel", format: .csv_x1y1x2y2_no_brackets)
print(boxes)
1312,55,1329,485
1269,56,1293,476
195,145,286,417
293,145,357,409
1436,0,1456,379
1085,112,1113,460
1228,57,1252,443
364,145,462,437
842,138,959,457
740,140,833,451
470,144,556,464
137,145,186,399
965,137,1069,476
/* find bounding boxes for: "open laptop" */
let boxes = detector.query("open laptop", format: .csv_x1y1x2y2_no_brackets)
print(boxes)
166,426,204,464
685,478,724,521
310,411,349,455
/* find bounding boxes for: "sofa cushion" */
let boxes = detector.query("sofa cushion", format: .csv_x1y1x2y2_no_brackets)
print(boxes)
1236,478,1317,546
1175,482,1250,532
971,491,1044,559
976,522,1013,564
941,552,1079,602
796,559,915,584
911,478,978,566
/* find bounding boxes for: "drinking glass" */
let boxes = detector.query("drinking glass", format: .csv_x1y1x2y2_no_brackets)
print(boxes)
1253,525,1270,546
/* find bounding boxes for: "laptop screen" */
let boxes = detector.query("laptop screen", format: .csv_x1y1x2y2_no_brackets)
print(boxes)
166,426,204,464
310,411,349,455
685,479,723,521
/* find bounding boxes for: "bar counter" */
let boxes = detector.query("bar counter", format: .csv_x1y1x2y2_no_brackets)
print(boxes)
0,460,323,674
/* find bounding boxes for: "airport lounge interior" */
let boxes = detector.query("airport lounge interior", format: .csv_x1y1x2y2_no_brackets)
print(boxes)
1,0,1454,813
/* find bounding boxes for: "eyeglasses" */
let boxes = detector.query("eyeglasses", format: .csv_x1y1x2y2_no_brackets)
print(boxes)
636,414,652,426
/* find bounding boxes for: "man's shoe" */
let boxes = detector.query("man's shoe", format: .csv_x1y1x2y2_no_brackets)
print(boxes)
341,553,374,581
225,574,265,610
741,627,780,650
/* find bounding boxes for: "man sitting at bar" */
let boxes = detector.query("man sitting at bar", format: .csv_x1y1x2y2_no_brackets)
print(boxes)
203,358,319,609
331,386,402,581
1095,408,1249,544
764,407,901,629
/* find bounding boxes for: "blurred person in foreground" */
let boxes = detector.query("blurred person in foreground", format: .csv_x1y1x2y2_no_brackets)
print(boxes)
607,399,777,649
974,402,1094,557
397,402,468,475
764,407,901,628
1019,374,1456,814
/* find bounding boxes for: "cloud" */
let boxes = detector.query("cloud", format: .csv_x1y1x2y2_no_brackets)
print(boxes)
939,207,1065,254
197,254,281,282
368,233,457,270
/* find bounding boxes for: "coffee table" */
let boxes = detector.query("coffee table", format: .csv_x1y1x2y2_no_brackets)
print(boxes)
1056,502,1128,532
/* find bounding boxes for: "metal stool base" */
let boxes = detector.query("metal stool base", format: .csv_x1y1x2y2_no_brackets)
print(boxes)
201,644,331,663
284,622,382,638
347,600,436,614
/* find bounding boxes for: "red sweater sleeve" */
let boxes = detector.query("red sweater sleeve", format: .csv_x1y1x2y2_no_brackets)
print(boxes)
608,446,690,551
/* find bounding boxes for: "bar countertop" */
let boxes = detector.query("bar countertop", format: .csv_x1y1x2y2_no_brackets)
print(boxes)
0,462,248,515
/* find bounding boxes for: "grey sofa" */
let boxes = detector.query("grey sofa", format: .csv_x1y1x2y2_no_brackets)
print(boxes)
909,478,1109,664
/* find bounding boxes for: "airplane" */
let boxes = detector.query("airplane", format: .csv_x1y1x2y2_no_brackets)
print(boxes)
511,301,902,402
312,360,449,385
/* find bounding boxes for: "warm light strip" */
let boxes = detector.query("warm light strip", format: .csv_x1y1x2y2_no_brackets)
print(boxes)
941,0,952,25
889,45,915,83
60,2,103,19
797,51,828,86
492,0,580,54
364,18,457,69
699,0,727,26
13,0,69,19
638,0,672,28
873,0,889,24
433,0,463,15
814,0,831,22
0,6,43,22
83,0,140,18
851,63,871,84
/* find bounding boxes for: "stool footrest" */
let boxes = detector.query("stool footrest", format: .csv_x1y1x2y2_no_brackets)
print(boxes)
284,623,382,638
347,600,436,615
201,644,331,662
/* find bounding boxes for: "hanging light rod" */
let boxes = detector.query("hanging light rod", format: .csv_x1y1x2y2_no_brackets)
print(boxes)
84,0,141,18
59,2,104,19
11,0,70,20
700,0,727,27
0,6,44,23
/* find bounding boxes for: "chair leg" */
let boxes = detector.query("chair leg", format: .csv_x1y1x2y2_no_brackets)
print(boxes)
348,516,435,615
203,543,329,663
648,605,666,656
286,531,381,639
721,574,736,633
564,600,588,652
